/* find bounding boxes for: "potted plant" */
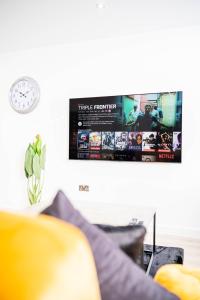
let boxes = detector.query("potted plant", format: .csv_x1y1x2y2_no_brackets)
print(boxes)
24,135,46,205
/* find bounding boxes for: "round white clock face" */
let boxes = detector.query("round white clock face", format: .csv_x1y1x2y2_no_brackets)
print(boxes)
9,77,40,113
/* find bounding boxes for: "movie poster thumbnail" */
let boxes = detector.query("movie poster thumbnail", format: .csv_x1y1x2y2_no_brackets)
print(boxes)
89,153,101,160
157,132,173,152
115,132,128,151
77,130,90,151
101,153,115,160
173,132,182,152
128,132,143,151
142,132,157,152
102,132,115,150
114,153,129,161
89,132,102,151
142,155,156,162
77,152,90,159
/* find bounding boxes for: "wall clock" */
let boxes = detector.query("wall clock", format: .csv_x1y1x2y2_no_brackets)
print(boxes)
9,77,40,113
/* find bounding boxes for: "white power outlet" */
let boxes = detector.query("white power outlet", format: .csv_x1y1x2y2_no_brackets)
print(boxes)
79,185,89,192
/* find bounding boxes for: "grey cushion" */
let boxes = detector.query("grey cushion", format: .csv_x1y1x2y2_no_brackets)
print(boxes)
42,190,179,300
96,224,146,267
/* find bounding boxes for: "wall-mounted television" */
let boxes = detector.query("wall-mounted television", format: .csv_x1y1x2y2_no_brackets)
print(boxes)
69,91,182,163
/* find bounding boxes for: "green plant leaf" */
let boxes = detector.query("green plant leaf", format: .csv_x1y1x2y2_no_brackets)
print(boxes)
24,145,34,178
28,188,35,205
32,141,37,153
30,144,36,155
36,138,42,155
33,153,41,180
25,167,29,178
40,145,46,169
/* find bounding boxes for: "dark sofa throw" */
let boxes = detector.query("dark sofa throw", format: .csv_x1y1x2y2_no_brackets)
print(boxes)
42,191,179,300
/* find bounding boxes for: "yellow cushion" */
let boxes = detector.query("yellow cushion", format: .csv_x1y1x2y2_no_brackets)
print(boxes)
0,211,101,300
155,264,200,300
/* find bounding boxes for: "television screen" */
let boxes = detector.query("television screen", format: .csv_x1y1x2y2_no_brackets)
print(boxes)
69,91,182,163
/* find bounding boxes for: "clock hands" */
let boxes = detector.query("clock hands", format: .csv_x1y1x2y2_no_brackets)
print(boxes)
19,91,26,98
19,91,31,98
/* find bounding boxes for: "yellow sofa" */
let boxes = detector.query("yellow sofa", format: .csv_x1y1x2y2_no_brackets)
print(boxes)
155,264,200,300
0,211,101,300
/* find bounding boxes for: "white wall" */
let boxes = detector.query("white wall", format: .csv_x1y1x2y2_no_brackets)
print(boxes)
1,0,200,53
0,26,200,238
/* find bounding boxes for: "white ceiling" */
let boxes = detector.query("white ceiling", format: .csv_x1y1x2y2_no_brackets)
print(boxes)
0,0,200,53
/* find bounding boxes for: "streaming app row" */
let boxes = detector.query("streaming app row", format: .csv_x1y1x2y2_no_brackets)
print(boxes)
77,130,181,152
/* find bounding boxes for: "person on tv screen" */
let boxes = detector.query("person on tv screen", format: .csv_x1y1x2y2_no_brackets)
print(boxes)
159,132,172,151
133,133,143,151
136,133,142,144
151,106,159,119
137,104,154,131
151,105,163,122
134,133,142,146
147,133,157,145
126,105,141,131
131,104,169,132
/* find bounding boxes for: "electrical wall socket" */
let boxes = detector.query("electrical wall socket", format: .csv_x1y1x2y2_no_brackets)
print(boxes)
79,185,89,192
